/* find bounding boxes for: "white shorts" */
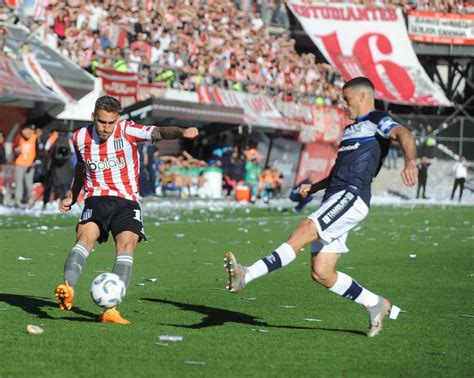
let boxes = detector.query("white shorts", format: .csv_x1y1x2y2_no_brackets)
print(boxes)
308,190,369,254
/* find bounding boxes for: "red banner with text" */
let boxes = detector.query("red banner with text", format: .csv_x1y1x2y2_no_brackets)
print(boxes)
96,68,138,107
287,2,452,107
197,85,347,136
407,11,474,46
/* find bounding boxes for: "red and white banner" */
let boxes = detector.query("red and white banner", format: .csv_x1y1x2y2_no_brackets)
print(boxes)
287,2,452,107
197,86,347,135
275,102,346,143
198,86,289,129
4,0,17,9
295,142,337,184
407,11,474,46
138,83,166,102
23,52,75,104
0,55,54,101
96,68,138,107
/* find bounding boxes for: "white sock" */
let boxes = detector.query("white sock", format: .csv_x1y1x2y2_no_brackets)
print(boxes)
329,271,379,307
245,243,297,284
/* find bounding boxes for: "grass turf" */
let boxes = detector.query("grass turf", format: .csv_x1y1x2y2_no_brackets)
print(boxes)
1,205,473,377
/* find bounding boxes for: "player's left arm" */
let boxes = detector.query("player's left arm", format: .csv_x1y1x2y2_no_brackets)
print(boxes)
151,126,199,141
390,125,418,187
125,120,198,143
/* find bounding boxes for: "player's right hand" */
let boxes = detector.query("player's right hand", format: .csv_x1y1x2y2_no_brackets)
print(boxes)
183,127,198,139
401,160,418,187
59,197,74,213
299,184,311,198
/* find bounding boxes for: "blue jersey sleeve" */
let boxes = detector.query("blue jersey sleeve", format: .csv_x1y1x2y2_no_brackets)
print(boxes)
377,116,399,139
365,111,399,139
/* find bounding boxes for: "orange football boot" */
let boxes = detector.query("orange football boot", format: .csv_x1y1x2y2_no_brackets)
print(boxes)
54,282,75,311
98,307,130,325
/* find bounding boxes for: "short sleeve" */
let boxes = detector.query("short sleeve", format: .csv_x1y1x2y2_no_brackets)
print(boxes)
124,120,157,143
377,116,399,139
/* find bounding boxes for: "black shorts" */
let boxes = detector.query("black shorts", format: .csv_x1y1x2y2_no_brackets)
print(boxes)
78,196,146,244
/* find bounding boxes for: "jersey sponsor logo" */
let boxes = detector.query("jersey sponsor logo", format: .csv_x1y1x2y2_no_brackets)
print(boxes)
321,192,355,225
81,208,93,221
114,138,124,151
338,142,360,152
86,157,125,172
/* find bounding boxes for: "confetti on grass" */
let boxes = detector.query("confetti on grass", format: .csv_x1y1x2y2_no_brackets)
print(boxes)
251,329,270,333
26,325,44,335
159,335,183,342
17,256,32,261
304,318,322,322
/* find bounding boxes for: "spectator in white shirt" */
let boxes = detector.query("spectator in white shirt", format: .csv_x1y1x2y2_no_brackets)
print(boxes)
45,25,58,49
150,40,163,64
451,156,468,202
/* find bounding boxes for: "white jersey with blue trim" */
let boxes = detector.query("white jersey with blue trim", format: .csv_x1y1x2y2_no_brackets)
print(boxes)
324,110,399,206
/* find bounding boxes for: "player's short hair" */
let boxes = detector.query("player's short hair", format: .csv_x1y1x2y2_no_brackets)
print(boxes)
343,77,375,94
94,96,122,113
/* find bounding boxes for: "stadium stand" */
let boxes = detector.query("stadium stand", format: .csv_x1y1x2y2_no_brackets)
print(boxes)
18,0,343,105
0,0,472,205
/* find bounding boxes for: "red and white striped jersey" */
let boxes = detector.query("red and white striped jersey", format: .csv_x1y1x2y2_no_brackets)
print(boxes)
73,120,156,201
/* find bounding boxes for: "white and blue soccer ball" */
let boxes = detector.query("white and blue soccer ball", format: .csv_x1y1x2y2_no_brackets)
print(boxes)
90,273,126,308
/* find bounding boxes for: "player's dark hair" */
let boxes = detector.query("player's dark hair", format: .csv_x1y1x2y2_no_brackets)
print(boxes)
343,77,375,93
94,96,122,113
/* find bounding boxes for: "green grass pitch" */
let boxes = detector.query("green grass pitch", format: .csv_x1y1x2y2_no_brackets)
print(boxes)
1,205,473,377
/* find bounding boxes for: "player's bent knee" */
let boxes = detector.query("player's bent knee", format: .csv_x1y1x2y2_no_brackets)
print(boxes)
311,267,332,286
115,232,139,252
116,240,138,252
76,223,100,250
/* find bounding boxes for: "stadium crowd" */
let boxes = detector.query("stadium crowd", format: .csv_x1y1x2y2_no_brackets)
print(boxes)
0,1,471,208
19,0,343,105
2,1,471,104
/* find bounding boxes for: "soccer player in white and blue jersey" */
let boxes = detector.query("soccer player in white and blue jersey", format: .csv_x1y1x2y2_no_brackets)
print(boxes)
224,77,418,337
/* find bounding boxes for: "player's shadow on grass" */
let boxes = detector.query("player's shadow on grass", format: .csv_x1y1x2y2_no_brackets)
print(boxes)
0,293,97,322
142,298,365,335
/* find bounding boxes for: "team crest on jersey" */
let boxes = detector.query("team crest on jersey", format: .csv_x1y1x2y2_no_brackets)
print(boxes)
114,138,124,151
81,208,93,221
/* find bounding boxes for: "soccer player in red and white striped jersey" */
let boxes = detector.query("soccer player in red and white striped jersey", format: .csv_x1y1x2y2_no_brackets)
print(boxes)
55,95,198,324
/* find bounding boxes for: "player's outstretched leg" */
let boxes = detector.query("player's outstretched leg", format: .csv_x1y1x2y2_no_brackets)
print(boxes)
224,251,248,293
366,296,391,337
99,307,130,325
224,243,297,293
54,281,75,311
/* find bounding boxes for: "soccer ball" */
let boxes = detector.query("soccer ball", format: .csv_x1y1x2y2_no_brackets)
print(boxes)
90,273,126,308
